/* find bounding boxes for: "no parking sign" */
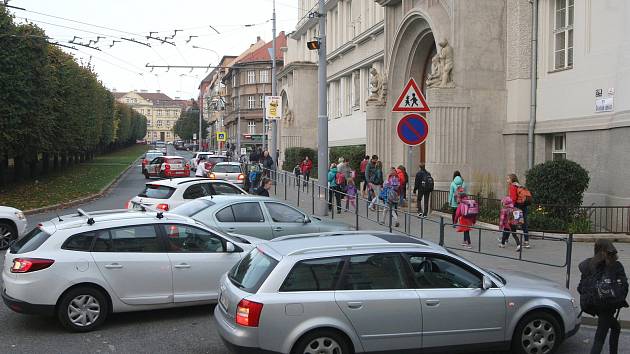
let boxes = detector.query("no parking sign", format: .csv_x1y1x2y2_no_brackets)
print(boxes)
397,113,429,146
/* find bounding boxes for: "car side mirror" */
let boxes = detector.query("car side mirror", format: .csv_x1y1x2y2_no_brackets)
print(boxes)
303,216,311,224
482,275,493,290
225,242,236,253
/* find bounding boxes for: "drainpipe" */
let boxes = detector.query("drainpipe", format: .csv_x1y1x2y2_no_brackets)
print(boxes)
528,0,539,170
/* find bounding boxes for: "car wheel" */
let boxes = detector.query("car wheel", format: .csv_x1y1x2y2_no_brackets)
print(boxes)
57,287,109,332
0,221,17,250
291,329,351,354
512,311,561,354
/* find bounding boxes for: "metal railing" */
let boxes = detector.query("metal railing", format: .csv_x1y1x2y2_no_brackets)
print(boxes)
260,166,575,289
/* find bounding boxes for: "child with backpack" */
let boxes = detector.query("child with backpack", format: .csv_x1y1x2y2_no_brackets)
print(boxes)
293,164,301,187
578,239,628,354
498,196,524,251
454,192,478,249
379,168,400,227
507,174,532,248
345,178,357,212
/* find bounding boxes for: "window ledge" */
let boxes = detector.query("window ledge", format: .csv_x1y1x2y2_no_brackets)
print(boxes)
548,66,573,74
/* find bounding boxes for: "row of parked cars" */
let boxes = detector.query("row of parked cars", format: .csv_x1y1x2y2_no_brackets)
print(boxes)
0,152,581,354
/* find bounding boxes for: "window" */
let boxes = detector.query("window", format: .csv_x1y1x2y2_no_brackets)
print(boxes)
232,202,265,222
340,253,409,290
280,257,345,292
232,75,237,88
138,184,176,199
62,231,99,251
157,109,162,116
183,184,210,199
229,248,278,293
162,224,225,253
110,225,161,252
248,121,256,134
211,164,242,174
10,227,51,254
247,70,256,84
265,202,305,223
147,120,152,126
171,199,215,217
406,254,482,289
259,95,264,108
216,206,235,222
157,120,163,127
553,0,574,70
166,132,171,137
147,109,151,115
210,182,244,195
552,133,566,161
260,70,269,83
248,96,256,109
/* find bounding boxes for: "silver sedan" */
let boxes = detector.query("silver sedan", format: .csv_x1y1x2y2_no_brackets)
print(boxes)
209,162,245,186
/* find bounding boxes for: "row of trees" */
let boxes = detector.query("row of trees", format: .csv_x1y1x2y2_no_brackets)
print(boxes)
173,103,208,141
0,8,146,184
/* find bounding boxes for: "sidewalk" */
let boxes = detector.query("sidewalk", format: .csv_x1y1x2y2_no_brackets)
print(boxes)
269,174,630,324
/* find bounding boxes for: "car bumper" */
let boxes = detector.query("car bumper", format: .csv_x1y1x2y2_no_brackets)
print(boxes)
2,289,55,316
214,305,275,354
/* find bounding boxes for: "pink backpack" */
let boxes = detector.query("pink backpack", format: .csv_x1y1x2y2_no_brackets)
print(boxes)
461,199,479,217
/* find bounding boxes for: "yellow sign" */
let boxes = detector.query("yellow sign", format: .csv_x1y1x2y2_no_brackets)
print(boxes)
216,132,226,142
265,95,282,120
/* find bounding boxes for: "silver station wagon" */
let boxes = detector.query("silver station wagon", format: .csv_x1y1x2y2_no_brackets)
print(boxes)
215,232,580,354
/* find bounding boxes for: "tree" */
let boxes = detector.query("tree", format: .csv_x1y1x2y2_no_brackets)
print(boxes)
174,102,208,140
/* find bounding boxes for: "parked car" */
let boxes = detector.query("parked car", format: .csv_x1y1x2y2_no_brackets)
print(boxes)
2,209,257,332
153,141,167,154
143,155,190,179
0,206,28,250
191,153,228,171
209,162,245,186
127,177,247,212
215,231,580,354
171,196,352,240
141,150,166,175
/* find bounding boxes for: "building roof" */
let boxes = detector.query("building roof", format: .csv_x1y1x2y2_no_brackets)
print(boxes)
112,92,125,99
137,92,172,102
239,31,287,64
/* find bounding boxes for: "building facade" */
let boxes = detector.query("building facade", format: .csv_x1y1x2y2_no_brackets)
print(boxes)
222,33,287,152
282,0,630,205
200,56,237,151
113,91,185,143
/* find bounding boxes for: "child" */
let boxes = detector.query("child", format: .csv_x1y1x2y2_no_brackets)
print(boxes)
454,192,477,248
345,178,357,211
293,164,301,186
498,196,522,251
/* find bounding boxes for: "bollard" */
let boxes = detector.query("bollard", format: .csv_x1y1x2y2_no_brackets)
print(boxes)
284,175,287,200
420,216,424,239
565,233,574,289
312,180,315,214
388,206,393,233
297,176,301,207
478,228,482,252
439,216,445,246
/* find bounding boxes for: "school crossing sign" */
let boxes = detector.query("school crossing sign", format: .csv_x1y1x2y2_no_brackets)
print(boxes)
393,78,430,146
392,78,430,113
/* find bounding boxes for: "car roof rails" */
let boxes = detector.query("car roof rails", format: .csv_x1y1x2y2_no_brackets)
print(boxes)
286,243,429,256
139,205,165,219
77,208,95,225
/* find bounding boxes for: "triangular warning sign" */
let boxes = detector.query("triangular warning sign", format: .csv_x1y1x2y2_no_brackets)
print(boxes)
392,78,430,113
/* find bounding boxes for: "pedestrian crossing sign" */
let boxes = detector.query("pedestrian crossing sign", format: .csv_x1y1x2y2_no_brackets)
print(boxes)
216,132,226,142
392,78,430,113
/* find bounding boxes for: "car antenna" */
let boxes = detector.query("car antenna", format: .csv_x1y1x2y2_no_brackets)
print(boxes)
55,211,63,222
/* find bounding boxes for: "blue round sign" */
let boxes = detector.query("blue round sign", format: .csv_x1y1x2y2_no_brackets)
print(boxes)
397,114,429,146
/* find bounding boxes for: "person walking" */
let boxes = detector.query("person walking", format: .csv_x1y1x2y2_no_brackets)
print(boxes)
396,166,408,206
299,156,313,188
327,163,342,213
578,240,628,354
507,174,531,248
360,155,370,198
368,156,384,211
262,150,274,177
255,178,273,197
379,168,400,227
195,156,208,177
413,164,434,217
345,177,358,212
498,196,522,251
453,192,476,248
448,171,466,224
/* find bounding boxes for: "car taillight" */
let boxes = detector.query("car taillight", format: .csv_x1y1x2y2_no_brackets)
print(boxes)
125,199,132,209
156,203,169,211
237,174,245,181
236,299,264,327
11,258,55,273
143,159,148,165
208,173,216,179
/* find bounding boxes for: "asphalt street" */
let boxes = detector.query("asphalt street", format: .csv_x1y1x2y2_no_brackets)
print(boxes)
0,145,629,354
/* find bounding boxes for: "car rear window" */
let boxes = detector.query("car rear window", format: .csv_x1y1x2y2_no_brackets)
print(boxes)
146,153,163,161
165,158,185,165
228,248,278,293
138,184,176,199
10,227,51,254
171,199,215,217
212,164,241,173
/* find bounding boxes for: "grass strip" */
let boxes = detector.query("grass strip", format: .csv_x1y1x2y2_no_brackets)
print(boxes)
0,145,149,210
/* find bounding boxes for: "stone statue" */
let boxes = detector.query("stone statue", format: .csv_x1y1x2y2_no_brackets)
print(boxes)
438,38,454,87
368,67,383,100
425,53,442,88
284,108,293,126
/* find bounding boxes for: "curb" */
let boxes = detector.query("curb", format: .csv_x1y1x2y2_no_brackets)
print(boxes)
581,315,630,329
431,211,630,243
23,158,139,216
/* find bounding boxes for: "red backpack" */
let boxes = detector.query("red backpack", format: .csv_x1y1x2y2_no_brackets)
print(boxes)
335,171,346,186
516,186,533,205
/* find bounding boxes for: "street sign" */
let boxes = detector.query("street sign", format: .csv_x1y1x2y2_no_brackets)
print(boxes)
397,114,429,146
240,147,247,155
193,133,197,140
265,95,282,120
216,131,226,142
392,78,430,113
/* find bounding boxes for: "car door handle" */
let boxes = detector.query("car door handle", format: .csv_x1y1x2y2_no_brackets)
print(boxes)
273,227,283,231
346,302,363,309
174,263,191,269
104,263,123,269
226,227,236,232
425,299,440,307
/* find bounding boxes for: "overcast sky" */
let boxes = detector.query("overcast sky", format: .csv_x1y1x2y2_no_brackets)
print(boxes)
8,0,301,99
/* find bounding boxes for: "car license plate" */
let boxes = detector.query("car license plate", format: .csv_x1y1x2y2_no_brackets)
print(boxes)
219,291,229,310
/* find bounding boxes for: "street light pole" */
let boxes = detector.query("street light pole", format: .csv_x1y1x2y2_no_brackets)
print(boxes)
198,98,203,151
316,0,328,216
237,70,241,156
270,0,278,165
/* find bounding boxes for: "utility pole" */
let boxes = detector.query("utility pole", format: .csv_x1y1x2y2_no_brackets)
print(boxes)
316,0,328,216
198,98,203,151
270,0,278,165
237,70,241,156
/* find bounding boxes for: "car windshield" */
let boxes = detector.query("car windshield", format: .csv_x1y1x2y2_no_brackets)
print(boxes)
10,227,51,254
228,248,278,293
212,164,241,173
171,198,215,216
138,184,176,199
